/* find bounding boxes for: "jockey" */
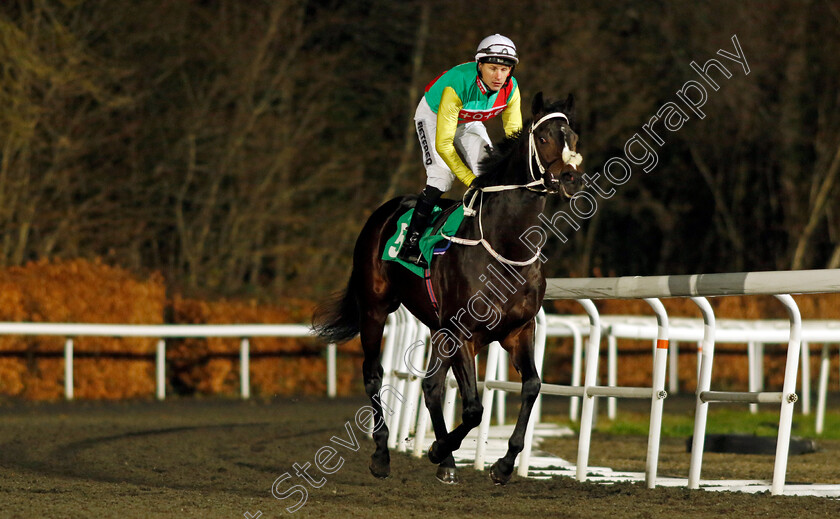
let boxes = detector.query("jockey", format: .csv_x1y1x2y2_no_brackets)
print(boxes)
396,33,522,267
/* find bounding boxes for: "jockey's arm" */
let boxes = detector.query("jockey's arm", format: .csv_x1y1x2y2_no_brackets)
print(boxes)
435,86,477,187
502,87,522,138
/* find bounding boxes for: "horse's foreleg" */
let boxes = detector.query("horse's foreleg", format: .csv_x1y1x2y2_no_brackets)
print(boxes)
361,312,391,478
423,351,466,485
491,322,541,485
423,340,483,485
421,355,450,464
440,342,484,454
421,352,464,484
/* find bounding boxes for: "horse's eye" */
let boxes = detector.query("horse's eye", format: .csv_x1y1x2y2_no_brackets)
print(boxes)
539,137,547,144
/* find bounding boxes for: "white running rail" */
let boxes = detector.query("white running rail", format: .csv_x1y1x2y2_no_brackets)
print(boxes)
383,268,840,496
0,323,320,400
544,268,840,495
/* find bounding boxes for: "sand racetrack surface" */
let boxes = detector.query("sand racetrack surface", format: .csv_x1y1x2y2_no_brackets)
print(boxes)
1,396,838,518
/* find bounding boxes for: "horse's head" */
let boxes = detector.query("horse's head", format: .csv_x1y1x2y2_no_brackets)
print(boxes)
529,92,584,198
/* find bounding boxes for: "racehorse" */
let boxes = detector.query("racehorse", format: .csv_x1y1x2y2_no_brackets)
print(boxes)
312,92,584,485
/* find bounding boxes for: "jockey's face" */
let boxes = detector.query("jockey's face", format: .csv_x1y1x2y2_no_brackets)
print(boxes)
478,62,512,92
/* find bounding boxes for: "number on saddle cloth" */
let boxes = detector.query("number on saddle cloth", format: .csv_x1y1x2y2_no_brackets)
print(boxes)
382,202,465,276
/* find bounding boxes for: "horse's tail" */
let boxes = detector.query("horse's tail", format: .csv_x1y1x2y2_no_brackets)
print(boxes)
311,271,361,344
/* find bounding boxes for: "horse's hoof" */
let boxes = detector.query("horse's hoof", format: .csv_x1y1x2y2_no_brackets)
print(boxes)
369,458,391,479
427,441,445,464
435,465,459,485
489,461,512,486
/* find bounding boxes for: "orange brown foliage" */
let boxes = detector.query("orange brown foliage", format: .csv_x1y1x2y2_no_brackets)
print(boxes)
1,258,838,400
166,295,356,397
0,258,165,399
0,259,357,400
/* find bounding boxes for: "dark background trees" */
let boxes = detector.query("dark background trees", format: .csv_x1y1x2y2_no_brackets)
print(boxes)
1,0,838,301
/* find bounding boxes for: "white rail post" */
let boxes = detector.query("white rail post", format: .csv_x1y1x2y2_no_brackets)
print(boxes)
800,341,810,415
496,348,508,425
372,313,397,436
327,343,337,398
530,309,546,429
816,343,830,434
517,308,547,477
240,338,250,399
474,341,501,470
575,299,601,482
607,333,618,420
156,339,166,400
643,298,669,489
380,312,399,392
688,297,716,489
412,391,430,458
696,339,703,382
748,341,764,414
408,327,430,438
669,340,679,394
412,334,436,458
382,309,405,436
771,294,802,496
64,338,74,400
568,322,583,422
397,324,427,452
442,369,458,432
387,309,415,449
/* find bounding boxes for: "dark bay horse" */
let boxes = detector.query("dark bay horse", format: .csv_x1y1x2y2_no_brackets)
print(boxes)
312,92,584,485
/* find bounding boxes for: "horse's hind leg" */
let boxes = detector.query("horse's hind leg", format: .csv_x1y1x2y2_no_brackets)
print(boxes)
491,320,541,485
423,338,483,483
360,310,392,478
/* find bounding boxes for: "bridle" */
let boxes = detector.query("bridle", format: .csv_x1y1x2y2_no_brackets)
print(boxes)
445,112,584,266
527,112,583,187
462,111,583,213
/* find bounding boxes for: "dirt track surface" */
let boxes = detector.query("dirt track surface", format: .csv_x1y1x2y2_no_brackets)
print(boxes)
1,396,839,518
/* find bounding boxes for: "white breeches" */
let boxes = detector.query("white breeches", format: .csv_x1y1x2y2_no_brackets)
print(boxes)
414,97,492,192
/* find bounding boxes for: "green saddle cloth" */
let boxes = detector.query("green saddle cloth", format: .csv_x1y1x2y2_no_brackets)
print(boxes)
382,204,466,276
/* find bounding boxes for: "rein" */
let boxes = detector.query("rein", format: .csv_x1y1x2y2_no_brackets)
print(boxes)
442,190,542,266
445,111,583,266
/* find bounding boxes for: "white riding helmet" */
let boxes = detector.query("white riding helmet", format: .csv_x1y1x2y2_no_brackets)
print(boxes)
475,34,518,66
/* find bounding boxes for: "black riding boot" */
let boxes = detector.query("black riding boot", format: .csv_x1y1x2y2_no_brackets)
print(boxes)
397,186,442,268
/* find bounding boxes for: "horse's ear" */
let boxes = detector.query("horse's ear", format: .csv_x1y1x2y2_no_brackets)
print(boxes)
531,91,545,117
564,93,575,117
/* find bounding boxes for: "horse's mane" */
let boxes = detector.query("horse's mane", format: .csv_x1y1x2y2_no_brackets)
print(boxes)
473,97,574,189
473,131,524,188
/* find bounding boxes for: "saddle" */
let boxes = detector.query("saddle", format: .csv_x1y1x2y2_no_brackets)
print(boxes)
383,198,466,277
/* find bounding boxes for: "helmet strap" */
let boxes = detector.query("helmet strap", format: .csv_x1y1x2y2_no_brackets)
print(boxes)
503,65,515,88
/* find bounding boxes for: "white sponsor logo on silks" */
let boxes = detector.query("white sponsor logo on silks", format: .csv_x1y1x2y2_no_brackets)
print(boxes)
417,121,433,165
458,105,507,122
